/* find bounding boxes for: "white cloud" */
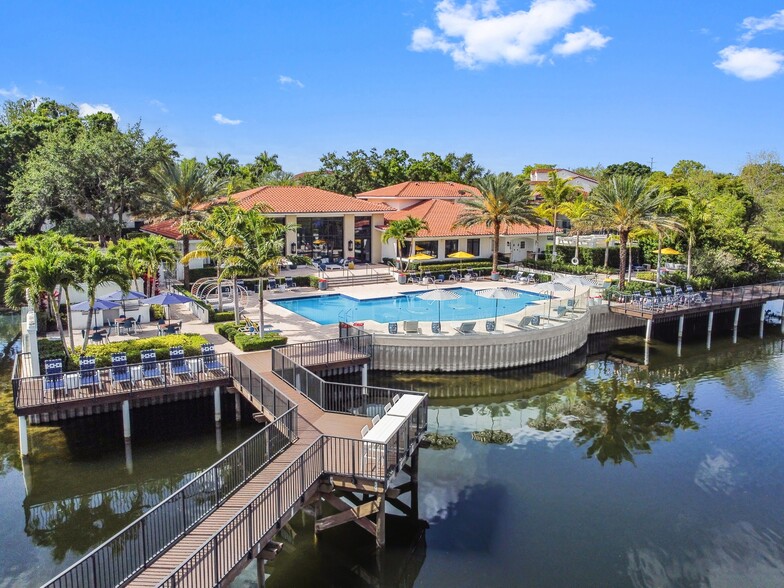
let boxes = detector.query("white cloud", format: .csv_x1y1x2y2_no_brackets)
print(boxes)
409,0,607,68
715,45,784,81
741,9,784,42
149,99,168,113
553,26,611,55
278,75,304,88
213,113,242,125
78,103,120,120
0,85,25,98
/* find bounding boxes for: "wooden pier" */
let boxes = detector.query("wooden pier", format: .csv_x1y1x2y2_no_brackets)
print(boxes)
30,333,428,588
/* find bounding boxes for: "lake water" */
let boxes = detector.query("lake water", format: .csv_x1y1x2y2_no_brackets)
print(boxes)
2,313,784,587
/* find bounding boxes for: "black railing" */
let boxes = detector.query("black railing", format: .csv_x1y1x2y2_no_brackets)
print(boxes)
609,280,784,317
230,354,294,416
43,406,298,588
12,352,234,413
161,437,328,587
274,334,371,369
271,344,424,416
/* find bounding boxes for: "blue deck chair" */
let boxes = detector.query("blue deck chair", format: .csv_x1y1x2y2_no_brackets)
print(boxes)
201,343,227,375
44,359,66,397
79,356,99,389
110,353,131,389
285,277,295,290
267,278,278,290
169,346,193,380
140,349,163,381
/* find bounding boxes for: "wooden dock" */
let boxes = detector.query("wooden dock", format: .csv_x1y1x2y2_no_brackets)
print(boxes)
38,334,428,588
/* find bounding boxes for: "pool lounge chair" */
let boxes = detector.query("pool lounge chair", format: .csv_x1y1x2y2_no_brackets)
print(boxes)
110,353,131,389
454,321,476,335
284,277,296,290
79,356,99,389
201,343,227,375
140,349,163,381
403,320,420,334
44,359,66,397
169,346,193,380
267,278,278,290
506,316,532,330
551,306,567,319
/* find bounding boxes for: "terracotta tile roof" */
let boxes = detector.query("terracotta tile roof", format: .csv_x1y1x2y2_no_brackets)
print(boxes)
383,199,541,238
141,186,392,240
357,181,480,199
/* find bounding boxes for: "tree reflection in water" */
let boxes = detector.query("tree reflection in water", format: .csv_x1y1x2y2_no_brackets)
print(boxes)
529,361,711,465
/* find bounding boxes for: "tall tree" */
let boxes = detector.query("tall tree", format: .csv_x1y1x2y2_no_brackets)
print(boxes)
674,192,711,279
381,220,408,271
250,151,282,182
605,161,652,178
454,173,539,273
135,236,178,297
395,216,430,271
560,198,596,264
206,152,240,179
142,159,227,288
589,175,669,289
534,171,580,262
79,248,129,351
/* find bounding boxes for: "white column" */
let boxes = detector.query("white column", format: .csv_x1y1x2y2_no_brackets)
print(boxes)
733,307,740,343
760,306,766,339
361,364,368,388
122,400,131,440
125,440,133,475
235,393,242,422
26,311,40,376
645,319,653,342
707,311,714,350
343,214,355,261
18,416,29,457
371,214,384,263
677,315,684,357
214,386,222,422
285,215,297,257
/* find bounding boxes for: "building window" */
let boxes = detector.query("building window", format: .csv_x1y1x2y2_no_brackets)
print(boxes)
415,240,438,257
445,239,459,257
467,238,480,257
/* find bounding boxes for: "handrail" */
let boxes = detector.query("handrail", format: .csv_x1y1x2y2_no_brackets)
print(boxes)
42,405,299,588
12,351,234,413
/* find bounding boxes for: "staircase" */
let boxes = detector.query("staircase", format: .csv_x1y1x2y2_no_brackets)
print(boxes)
323,271,396,289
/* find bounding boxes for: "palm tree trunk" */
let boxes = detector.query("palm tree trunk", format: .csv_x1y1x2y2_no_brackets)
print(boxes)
492,224,500,273
687,235,694,279
233,276,240,324
49,290,68,354
656,232,663,288
182,235,190,288
618,230,628,290
82,299,95,352
552,211,558,262
258,276,265,334
604,233,610,267
216,266,223,312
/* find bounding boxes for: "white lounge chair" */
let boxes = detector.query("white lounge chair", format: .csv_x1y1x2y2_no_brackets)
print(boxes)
454,321,476,335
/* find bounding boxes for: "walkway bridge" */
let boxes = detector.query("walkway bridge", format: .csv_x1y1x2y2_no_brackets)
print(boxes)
26,332,427,588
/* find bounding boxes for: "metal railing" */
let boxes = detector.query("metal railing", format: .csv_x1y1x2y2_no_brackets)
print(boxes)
274,334,371,368
12,352,234,413
161,437,328,587
11,350,30,381
609,280,784,317
43,406,298,588
230,354,294,416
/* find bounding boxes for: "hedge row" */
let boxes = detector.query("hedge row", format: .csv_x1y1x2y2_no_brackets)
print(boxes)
214,322,287,351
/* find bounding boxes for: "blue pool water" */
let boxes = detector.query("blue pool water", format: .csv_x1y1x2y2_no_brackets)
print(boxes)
272,287,547,325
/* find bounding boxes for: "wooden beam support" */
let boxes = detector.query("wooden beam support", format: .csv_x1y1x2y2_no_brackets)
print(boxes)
260,541,284,561
387,496,412,516
317,493,378,537
331,477,381,493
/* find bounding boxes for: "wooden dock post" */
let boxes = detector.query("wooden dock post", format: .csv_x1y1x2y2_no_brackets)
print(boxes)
125,440,133,475
410,449,419,519
677,315,684,357
376,493,386,549
733,307,740,343
644,319,653,342
18,416,29,457
760,306,766,339
707,311,714,350
256,555,266,587
122,400,131,440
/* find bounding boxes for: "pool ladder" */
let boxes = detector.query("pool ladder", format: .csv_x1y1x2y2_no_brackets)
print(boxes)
338,306,357,324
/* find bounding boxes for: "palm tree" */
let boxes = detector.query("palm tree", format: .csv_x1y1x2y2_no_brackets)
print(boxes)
560,198,595,265
110,238,147,293
397,216,430,271
673,192,711,279
80,248,129,351
143,159,227,288
589,175,669,290
381,220,408,271
454,173,539,273
224,208,296,332
534,172,580,262
136,236,178,298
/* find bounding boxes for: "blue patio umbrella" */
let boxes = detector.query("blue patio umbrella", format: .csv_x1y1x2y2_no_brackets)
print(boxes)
143,292,193,325
71,298,121,328
104,290,147,313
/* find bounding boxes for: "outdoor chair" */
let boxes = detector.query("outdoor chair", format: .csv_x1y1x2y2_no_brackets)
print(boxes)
201,343,227,375
361,425,369,438
424,271,434,284
110,353,131,389
90,331,107,345
566,299,576,312
449,269,460,281
78,356,99,389
267,278,278,290
551,306,567,319
135,314,142,332
436,274,445,283
371,414,380,426
526,273,536,284
392,394,400,403
506,316,532,330
285,277,295,290
384,402,392,413
387,322,399,334
44,359,66,397
140,349,163,381
454,321,476,335
403,320,420,334
431,321,441,334
169,346,193,380
485,320,496,332
530,315,541,326
513,271,525,282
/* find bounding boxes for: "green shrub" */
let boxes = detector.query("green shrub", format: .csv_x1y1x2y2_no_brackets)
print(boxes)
233,332,287,351
73,333,208,367
150,304,166,321
38,338,71,369
212,311,235,323
214,322,242,342
634,271,657,282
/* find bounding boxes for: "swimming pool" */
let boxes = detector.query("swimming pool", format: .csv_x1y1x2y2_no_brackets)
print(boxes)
272,287,547,325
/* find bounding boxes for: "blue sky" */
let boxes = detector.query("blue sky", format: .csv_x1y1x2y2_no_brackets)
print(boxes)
2,1,784,175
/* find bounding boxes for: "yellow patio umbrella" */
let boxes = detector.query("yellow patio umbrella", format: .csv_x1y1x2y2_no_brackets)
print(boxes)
654,247,681,255
447,251,476,259
409,253,434,261
415,245,425,252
